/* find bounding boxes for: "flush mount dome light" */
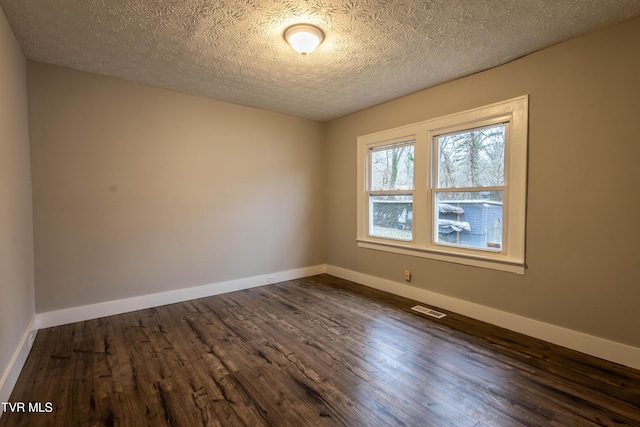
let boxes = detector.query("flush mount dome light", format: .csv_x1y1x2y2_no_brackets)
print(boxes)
284,24,324,56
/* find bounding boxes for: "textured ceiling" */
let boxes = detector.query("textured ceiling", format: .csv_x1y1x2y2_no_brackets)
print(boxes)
2,0,640,121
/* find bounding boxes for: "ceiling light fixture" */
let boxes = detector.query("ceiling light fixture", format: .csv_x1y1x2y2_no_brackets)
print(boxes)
284,24,324,56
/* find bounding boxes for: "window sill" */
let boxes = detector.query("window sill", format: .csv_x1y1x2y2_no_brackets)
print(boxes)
356,238,525,275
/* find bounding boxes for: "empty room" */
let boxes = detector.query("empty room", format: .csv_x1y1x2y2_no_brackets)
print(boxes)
1,1,640,426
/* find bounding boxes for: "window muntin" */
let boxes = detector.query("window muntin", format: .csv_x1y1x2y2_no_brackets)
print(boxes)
356,96,528,274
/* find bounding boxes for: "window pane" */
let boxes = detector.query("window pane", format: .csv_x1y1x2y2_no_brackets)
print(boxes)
437,125,505,188
370,143,414,191
370,195,413,240
435,191,503,250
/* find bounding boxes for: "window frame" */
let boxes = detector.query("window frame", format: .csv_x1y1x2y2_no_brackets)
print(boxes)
366,139,416,242
432,119,509,252
356,96,528,274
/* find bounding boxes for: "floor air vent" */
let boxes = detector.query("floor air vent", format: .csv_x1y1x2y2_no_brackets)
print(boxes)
411,305,446,319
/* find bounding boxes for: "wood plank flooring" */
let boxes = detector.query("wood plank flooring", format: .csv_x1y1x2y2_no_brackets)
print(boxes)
2,274,639,426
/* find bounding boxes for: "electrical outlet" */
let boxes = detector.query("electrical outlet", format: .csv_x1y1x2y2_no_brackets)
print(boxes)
404,269,412,282
28,332,35,348
267,275,276,284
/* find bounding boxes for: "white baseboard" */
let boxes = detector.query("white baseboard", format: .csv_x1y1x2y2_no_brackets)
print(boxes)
325,265,640,371
37,265,326,329
0,314,37,414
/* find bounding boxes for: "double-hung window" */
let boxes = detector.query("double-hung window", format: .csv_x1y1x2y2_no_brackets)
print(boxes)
367,141,415,241
357,96,528,274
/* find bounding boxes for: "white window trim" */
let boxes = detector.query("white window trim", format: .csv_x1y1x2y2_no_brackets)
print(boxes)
357,96,528,274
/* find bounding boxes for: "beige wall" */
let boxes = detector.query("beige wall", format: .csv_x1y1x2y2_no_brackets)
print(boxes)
0,7,35,381
28,63,326,312
22,14,640,349
326,16,640,347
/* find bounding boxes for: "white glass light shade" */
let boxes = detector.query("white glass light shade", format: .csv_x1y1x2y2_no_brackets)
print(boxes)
285,24,324,56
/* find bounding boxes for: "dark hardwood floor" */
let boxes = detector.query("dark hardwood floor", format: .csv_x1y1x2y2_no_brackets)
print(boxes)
2,274,639,426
